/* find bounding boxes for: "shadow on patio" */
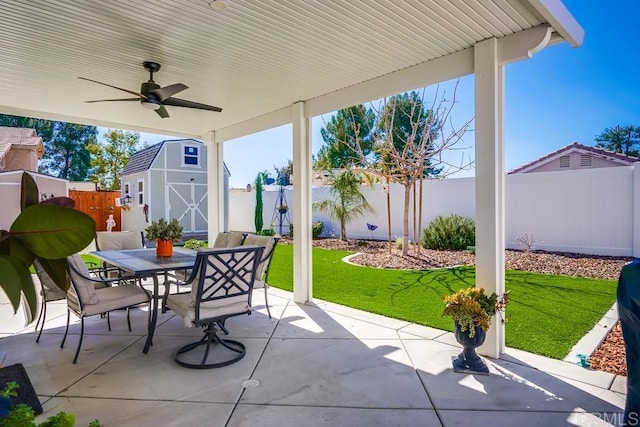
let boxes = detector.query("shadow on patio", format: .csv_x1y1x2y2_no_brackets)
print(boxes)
0,284,626,426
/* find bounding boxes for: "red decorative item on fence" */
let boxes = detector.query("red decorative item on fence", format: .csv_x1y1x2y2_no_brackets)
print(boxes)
156,240,173,257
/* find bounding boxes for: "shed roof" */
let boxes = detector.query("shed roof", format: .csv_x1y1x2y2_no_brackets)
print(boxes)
121,142,165,176
122,139,230,176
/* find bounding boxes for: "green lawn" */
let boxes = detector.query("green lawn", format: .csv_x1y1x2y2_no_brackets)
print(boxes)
268,245,618,359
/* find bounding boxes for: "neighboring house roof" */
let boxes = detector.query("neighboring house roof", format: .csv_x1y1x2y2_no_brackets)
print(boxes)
0,127,44,168
508,142,640,174
121,139,230,176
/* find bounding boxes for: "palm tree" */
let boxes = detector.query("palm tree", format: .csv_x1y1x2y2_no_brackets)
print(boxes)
313,170,374,240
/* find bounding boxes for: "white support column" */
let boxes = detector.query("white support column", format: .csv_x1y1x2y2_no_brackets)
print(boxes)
474,38,506,358
633,163,640,258
292,102,313,303
203,131,224,246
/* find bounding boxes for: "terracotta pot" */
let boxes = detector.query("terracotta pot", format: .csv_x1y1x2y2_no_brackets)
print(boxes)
156,240,173,257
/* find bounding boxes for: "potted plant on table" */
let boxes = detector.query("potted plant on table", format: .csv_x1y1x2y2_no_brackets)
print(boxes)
144,218,183,257
442,287,509,375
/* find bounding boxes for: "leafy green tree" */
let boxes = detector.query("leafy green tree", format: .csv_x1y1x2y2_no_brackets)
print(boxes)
313,170,374,240
39,122,97,181
315,105,375,170
87,129,141,190
377,91,443,178
595,125,640,157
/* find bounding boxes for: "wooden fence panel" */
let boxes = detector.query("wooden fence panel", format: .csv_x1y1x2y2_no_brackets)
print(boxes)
69,190,122,232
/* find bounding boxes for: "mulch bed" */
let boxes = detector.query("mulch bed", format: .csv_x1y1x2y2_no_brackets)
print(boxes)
290,238,633,375
589,322,627,376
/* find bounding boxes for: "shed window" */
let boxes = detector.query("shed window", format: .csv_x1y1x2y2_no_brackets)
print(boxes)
123,182,130,197
137,180,144,206
183,145,199,166
580,154,592,167
559,155,570,168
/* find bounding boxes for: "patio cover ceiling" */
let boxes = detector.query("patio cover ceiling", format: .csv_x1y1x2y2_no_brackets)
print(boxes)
0,0,582,139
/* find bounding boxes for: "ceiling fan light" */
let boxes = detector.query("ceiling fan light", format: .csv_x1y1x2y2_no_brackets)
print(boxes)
141,101,161,110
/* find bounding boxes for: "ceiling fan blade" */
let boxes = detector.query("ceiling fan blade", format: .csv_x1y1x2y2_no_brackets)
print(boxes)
78,77,145,98
150,83,188,101
162,97,223,112
85,98,140,103
155,105,170,118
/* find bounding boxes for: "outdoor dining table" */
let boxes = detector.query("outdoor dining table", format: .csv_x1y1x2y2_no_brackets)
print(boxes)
91,247,197,354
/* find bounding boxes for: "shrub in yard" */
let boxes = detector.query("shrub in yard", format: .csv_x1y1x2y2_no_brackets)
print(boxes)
312,221,323,239
183,239,206,250
257,226,276,236
289,221,324,239
422,214,475,250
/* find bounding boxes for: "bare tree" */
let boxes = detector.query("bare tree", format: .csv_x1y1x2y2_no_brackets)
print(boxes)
353,83,473,256
314,83,472,256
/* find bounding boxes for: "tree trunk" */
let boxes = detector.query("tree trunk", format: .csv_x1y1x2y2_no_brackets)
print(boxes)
386,177,392,254
340,220,346,240
402,183,411,256
417,177,423,256
413,181,417,255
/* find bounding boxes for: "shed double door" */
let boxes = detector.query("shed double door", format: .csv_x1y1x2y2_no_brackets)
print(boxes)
165,182,207,233
69,190,122,232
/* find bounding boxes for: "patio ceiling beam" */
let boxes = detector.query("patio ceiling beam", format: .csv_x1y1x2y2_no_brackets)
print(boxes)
527,0,585,47
212,106,292,145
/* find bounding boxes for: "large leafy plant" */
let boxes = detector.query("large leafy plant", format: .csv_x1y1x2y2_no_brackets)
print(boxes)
0,173,96,321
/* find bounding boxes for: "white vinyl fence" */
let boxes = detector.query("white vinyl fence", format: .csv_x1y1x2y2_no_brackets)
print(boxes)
229,164,640,257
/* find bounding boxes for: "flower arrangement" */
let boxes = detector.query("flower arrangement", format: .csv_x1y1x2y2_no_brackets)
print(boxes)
144,218,183,242
442,287,509,337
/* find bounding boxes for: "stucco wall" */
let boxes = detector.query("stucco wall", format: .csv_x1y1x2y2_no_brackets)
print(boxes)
0,171,68,230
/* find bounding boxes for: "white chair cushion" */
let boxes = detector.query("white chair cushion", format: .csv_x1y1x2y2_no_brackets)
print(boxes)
82,285,150,316
96,231,144,250
68,255,99,305
242,235,275,279
166,293,250,327
213,232,244,248
33,259,66,301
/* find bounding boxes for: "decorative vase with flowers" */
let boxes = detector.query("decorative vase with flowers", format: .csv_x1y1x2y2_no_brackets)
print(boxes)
144,218,183,257
442,287,509,374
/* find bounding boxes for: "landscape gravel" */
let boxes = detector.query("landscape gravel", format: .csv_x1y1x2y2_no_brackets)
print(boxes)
305,238,633,375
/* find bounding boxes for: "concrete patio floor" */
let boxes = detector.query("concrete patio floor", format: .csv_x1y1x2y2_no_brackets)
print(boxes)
1,282,628,427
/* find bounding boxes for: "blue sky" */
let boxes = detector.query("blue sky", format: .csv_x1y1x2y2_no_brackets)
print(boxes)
119,1,639,188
